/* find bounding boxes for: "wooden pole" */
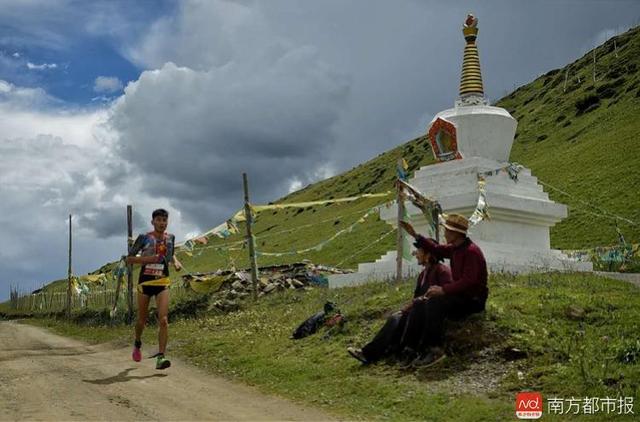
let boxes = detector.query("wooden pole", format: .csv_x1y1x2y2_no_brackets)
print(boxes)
433,204,441,244
127,205,134,324
243,173,259,300
113,269,123,317
66,214,72,318
395,173,405,284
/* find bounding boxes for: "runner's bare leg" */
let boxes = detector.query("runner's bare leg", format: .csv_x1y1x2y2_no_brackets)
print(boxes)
156,289,170,354
135,293,150,342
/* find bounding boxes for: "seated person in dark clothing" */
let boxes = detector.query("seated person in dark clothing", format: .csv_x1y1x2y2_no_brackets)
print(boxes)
347,239,452,364
398,213,488,367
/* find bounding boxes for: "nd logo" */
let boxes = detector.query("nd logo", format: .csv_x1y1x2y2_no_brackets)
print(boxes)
516,392,543,419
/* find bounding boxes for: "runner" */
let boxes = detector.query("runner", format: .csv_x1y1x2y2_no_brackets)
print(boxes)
126,208,182,370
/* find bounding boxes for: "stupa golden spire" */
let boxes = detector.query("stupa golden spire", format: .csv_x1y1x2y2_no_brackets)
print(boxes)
459,14,485,101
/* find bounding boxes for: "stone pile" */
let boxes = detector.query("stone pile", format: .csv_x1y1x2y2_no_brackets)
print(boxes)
181,261,352,312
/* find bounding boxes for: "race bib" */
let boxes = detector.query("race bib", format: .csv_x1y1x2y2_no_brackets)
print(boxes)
143,263,165,277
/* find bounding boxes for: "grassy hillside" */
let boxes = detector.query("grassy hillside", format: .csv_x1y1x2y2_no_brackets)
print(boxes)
498,26,640,248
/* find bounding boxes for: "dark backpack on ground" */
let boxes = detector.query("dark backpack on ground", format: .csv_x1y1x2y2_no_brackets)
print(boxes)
291,301,337,339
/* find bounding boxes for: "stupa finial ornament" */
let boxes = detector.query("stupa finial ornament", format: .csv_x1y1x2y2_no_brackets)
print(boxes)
457,13,487,106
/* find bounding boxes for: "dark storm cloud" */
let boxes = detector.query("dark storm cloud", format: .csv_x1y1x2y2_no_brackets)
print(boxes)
76,205,146,239
109,23,350,229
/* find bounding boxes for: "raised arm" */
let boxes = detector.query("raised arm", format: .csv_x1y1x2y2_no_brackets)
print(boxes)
399,221,454,260
416,235,454,260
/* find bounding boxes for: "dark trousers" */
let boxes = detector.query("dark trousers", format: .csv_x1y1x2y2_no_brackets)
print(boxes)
362,295,485,361
403,295,485,352
361,311,408,362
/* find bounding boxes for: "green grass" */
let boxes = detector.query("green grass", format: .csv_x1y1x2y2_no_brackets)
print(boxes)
28,272,640,421
497,26,640,249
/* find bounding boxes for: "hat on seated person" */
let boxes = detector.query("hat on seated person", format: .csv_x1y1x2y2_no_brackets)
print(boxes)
442,213,469,235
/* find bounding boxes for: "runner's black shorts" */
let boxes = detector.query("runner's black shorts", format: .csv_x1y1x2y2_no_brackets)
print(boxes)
139,285,167,297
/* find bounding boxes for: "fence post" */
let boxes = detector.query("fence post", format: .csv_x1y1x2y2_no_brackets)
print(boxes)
66,214,72,318
433,204,442,244
396,170,405,284
127,205,134,324
243,173,259,300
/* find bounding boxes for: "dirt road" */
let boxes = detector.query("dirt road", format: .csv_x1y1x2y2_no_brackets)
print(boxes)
0,321,333,421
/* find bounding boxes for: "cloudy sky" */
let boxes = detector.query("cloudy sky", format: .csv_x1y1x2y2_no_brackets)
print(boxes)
1,0,639,299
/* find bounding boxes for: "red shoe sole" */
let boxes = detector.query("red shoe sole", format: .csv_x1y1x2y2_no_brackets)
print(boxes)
132,348,142,362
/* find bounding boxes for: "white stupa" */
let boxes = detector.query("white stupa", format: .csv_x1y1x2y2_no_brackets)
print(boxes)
330,14,592,288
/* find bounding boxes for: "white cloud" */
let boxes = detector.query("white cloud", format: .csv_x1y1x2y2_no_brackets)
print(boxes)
128,0,269,70
26,61,58,70
0,78,201,297
93,76,124,93
0,79,58,108
12,52,20,58
0,122,122,294
288,179,303,193
0,79,102,147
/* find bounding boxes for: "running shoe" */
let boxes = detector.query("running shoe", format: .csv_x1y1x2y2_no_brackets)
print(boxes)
132,346,142,362
156,354,171,370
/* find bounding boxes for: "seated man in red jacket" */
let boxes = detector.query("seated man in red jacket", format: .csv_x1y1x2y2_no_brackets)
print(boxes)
399,213,488,367
347,240,452,364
